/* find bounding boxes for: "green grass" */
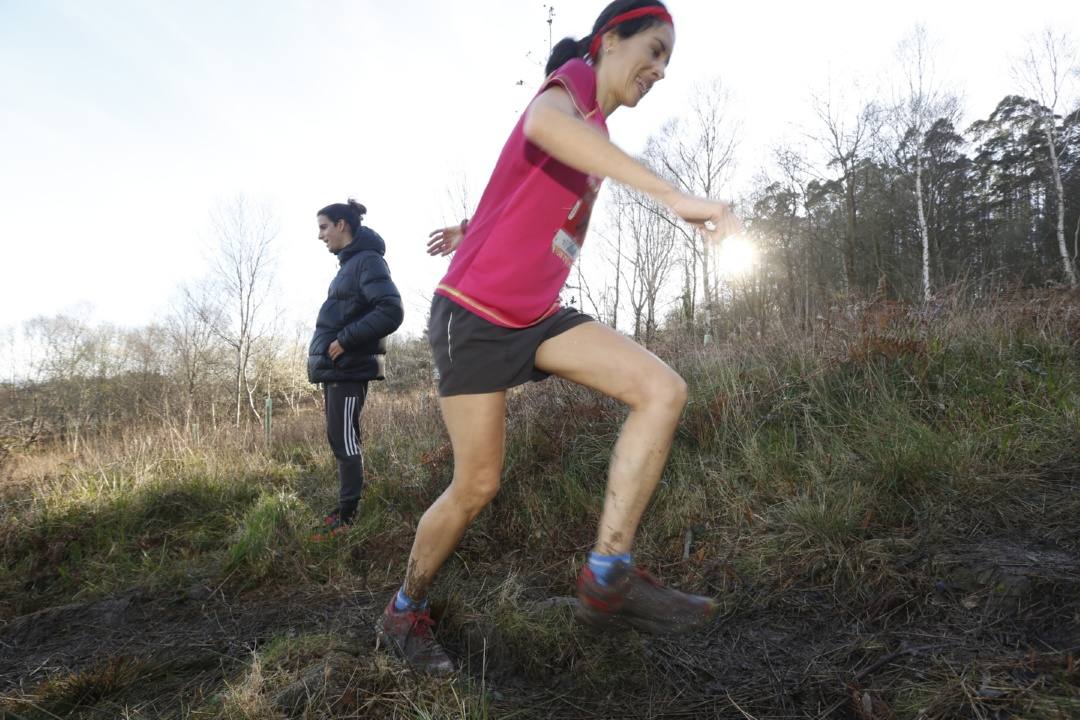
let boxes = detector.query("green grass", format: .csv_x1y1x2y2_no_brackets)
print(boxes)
224,490,308,584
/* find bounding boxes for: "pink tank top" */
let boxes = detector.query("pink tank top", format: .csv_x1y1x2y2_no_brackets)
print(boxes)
436,59,607,328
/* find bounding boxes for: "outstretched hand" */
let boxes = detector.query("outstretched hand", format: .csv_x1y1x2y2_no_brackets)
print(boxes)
667,193,743,244
427,223,465,257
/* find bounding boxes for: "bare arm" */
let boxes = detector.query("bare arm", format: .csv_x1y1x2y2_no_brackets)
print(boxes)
523,87,741,238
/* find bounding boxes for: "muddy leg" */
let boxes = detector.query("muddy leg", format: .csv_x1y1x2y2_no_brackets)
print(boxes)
534,322,686,554
402,391,507,599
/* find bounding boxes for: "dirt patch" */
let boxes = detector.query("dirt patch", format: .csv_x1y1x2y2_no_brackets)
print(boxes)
934,537,1080,613
0,583,378,715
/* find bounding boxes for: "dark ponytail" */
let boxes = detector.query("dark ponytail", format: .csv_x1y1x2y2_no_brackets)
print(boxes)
545,36,590,76
543,0,670,76
317,198,367,238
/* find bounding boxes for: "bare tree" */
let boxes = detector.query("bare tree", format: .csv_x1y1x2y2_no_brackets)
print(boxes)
810,80,878,293
445,171,472,225
205,196,279,427
1014,27,1079,286
112,323,169,426
613,185,678,345
570,199,625,327
892,24,960,302
25,307,95,383
415,170,477,324
572,245,611,323
758,146,811,324
600,210,625,328
23,307,115,451
278,320,318,415
651,79,739,336
166,279,224,430
0,325,16,386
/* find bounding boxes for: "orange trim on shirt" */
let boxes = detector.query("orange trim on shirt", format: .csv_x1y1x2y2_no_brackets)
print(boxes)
547,76,596,120
436,284,560,329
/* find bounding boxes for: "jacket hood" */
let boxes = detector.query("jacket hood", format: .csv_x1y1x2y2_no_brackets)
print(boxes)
337,226,385,264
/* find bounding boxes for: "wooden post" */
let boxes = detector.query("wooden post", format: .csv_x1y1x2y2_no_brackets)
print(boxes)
264,395,272,446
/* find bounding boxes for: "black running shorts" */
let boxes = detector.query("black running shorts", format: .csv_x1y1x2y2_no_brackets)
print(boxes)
428,294,594,397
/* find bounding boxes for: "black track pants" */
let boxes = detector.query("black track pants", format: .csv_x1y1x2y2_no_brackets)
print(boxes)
323,381,368,509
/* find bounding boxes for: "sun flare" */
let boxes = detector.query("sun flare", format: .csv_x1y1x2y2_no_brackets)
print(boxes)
716,234,758,278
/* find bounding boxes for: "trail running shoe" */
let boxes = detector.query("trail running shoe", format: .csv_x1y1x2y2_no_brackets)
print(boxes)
310,508,351,542
575,561,719,635
375,598,455,676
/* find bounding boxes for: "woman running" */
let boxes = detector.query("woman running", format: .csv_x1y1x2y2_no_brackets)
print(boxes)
377,0,741,674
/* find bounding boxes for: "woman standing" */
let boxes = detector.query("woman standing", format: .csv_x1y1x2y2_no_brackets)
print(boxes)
378,1,741,674
307,200,403,537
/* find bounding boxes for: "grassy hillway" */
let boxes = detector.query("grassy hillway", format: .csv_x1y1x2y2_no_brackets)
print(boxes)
2,291,1079,719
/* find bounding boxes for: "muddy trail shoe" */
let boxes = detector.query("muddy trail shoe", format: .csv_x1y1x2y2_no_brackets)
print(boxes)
575,561,720,635
310,508,351,542
375,599,455,676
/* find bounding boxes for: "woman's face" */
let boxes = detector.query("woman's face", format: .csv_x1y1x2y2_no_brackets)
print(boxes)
600,23,674,110
317,214,352,253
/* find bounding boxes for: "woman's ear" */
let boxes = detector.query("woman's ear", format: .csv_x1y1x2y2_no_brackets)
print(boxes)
603,30,619,55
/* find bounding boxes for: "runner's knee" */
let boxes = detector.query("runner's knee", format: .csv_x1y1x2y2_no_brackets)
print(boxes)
449,468,501,513
636,369,687,416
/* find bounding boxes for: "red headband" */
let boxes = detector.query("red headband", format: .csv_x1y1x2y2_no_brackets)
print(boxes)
587,7,674,60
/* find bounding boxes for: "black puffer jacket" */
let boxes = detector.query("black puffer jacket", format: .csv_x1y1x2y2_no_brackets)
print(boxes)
307,227,403,383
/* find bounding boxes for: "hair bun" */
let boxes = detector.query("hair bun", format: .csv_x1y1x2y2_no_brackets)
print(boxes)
346,198,367,218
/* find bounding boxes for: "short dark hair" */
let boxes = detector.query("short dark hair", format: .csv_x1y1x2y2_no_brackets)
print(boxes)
544,0,670,76
317,199,367,238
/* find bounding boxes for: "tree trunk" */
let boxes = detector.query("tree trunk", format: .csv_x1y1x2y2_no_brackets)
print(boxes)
915,149,932,302
682,255,697,327
783,244,798,319
1073,213,1079,266
611,227,621,328
234,346,243,428
1046,127,1077,287
246,358,263,423
701,235,713,341
844,172,858,293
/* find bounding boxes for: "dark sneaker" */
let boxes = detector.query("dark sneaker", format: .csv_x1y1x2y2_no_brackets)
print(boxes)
310,508,351,542
375,599,455,676
575,561,720,635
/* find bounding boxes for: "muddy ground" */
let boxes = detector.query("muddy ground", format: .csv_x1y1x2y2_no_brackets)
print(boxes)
2,528,1078,719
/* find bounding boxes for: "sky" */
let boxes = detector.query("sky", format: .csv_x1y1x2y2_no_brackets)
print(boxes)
2,0,1078,352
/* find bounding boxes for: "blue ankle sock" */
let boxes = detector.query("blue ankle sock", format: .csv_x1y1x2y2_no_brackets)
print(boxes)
393,587,428,612
587,551,632,586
